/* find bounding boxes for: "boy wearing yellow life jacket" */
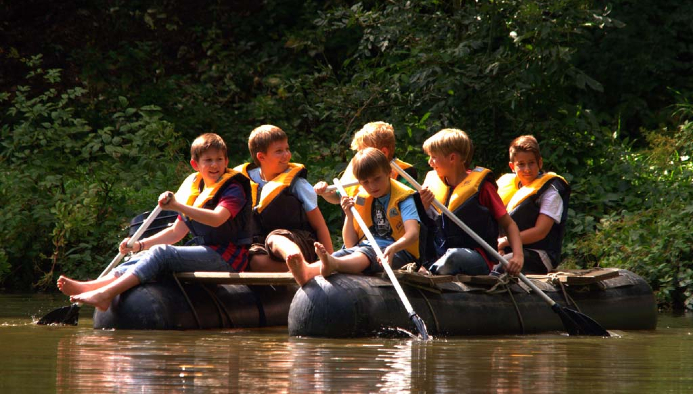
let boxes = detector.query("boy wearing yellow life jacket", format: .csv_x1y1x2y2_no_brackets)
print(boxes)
314,121,418,202
59,133,252,311
289,148,421,286
495,135,570,274
235,125,333,273
418,129,525,276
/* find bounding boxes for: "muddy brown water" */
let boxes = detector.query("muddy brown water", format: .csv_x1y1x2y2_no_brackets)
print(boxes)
1,293,692,393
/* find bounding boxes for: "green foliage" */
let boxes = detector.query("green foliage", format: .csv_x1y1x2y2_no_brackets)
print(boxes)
0,55,186,290
564,114,693,309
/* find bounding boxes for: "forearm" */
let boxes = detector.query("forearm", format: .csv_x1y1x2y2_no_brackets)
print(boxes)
342,217,359,247
174,204,230,228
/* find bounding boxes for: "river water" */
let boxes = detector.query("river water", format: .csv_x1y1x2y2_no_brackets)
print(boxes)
1,293,692,393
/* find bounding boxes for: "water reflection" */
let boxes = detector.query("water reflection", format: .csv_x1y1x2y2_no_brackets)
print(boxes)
2,294,693,393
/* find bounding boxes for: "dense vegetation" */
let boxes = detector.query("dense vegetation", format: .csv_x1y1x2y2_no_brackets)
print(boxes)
1,1,692,309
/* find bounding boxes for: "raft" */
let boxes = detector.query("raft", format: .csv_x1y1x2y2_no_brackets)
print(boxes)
93,273,298,330
288,268,657,337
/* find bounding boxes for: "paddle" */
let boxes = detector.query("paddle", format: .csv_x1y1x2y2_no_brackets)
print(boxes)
324,179,359,193
333,178,430,340
391,162,610,337
37,202,167,325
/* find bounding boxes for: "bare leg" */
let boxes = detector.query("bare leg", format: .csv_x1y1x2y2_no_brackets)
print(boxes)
57,274,118,296
286,252,321,286
315,242,371,276
70,273,141,311
266,234,306,263
249,254,289,272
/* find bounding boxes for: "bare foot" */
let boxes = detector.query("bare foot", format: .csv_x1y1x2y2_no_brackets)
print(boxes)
316,242,339,277
70,289,113,312
286,252,315,286
57,275,99,296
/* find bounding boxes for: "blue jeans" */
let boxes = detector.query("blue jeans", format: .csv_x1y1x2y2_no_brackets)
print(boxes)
428,248,490,276
113,244,232,283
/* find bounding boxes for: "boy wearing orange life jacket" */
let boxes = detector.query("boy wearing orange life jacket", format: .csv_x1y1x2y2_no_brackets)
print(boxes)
235,125,333,273
418,129,525,276
314,121,418,201
289,148,421,286
495,135,570,274
58,133,252,311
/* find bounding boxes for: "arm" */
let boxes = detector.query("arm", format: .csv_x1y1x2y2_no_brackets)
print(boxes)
162,191,232,228
120,218,189,253
498,214,554,250
497,213,524,275
381,219,420,265
314,181,341,204
340,196,359,248
306,206,334,254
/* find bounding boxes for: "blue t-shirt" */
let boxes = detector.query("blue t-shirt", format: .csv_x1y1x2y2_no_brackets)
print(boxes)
361,193,419,250
247,167,318,212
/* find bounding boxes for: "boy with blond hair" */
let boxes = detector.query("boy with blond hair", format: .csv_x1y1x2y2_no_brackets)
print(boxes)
58,133,252,310
314,121,418,202
495,135,570,274
235,125,333,273
289,148,421,285
418,128,525,276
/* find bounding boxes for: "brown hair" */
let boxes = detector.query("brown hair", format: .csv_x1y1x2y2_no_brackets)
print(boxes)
190,133,228,161
352,147,391,181
350,121,396,160
423,128,474,168
248,125,287,166
509,135,541,162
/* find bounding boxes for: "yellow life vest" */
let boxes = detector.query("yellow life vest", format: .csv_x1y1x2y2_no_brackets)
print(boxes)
497,172,567,211
352,179,420,259
424,167,493,212
233,163,306,213
175,168,244,209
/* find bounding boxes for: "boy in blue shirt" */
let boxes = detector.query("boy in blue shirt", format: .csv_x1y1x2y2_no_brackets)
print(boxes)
289,147,420,285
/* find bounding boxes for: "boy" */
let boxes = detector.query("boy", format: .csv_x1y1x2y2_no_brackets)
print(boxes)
234,125,333,273
495,135,570,274
58,133,252,311
418,128,525,276
289,147,421,286
314,121,418,202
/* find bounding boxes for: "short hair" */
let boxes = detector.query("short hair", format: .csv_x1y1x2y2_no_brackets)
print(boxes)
350,121,396,160
191,133,228,161
423,128,474,168
352,147,391,181
509,135,541,162
248,125,287,166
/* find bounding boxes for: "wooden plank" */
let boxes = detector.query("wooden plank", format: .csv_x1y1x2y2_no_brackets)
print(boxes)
526,268,621,285
456,274,499,286
175,272,297,286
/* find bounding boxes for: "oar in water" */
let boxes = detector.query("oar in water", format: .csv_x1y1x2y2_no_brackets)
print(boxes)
333,178,430,340
391,162,610,337
37,202,167,326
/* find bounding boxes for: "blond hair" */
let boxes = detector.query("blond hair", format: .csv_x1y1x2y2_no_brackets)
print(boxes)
248,125,287,166
190,133,227,161
509,135,541,162
423,128,474,168
350,121,396,160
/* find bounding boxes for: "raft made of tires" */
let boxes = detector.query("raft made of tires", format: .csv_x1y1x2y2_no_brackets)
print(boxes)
288,268,657,338
94,273,298,330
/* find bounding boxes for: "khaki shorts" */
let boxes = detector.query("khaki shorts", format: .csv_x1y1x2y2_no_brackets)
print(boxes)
248,229,318,263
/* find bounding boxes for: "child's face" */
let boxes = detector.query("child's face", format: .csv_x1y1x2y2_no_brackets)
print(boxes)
191,148,228,183
428,152,457,179
358,168,391,198
509,151,542,185
258,139,291,174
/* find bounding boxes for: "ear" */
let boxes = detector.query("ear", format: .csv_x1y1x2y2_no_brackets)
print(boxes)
380,147,391,160
509,161,516,173
190,159,200,171
538,157,543,170
256,151,266,163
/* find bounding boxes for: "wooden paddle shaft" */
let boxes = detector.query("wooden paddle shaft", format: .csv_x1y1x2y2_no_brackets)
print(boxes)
333,178,417,315
390,161,557,307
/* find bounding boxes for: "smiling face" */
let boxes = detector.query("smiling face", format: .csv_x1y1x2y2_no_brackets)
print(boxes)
257,138,291,176
509,150,542,185
191,148,228,184
358,168,391,198
428,152,457,181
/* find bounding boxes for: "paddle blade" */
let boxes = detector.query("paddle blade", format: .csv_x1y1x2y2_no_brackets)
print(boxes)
409,312,431,340
36,304,80,326
552,304,610,337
